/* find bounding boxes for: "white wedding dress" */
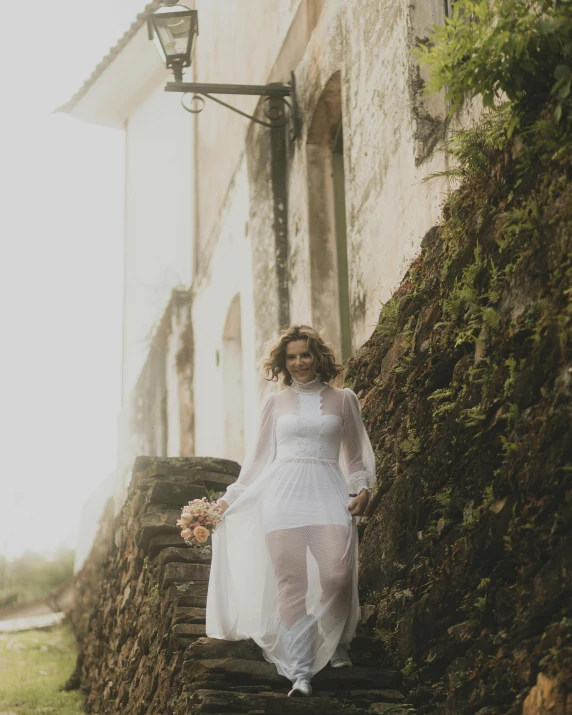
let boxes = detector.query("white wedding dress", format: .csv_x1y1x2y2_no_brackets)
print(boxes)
206,376,376,682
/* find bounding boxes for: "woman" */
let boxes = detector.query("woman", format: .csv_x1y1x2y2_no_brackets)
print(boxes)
206,325,375,697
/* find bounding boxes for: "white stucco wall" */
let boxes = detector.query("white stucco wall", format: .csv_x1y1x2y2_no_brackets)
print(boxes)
192,157,265,462
122,80,194,403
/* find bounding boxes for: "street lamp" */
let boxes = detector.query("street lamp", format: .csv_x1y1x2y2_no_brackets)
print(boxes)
147,1,298,138
147,1,198,83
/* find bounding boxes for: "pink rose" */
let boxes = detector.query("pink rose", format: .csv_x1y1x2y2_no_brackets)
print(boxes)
181,528,193,538
193,526,210,544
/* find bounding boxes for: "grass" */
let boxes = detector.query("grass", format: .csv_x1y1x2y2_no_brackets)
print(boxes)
0,624,84,715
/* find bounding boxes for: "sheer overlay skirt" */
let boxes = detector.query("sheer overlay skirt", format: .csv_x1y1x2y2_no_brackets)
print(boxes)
206,458,359,681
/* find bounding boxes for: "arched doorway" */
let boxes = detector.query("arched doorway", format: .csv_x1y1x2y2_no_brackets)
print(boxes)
306,71,352,361
222,294,245,463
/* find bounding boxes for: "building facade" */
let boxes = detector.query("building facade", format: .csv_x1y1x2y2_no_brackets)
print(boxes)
62,0,473,569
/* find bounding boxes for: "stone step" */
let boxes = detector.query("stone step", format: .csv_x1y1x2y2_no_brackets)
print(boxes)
184,687,371,714
314,664,401,691
154,545,212,574
162,562,211,588
148,479,209,506
182,636,384,667
351,688,406,703
182,636,393,671
174,623,207,637
180,638,405,703
183,658,288,690
170,623,209,653
136,509,182,551
174,607,206,624
184,637,265,663
183,657,285,688
148,535,216,561
181,633,386,656
133,456,241,480
143,474,231,497
346,689,410,709
369,704,417,714
195,471,238,491
148,534,192,559
183,658,400,692
166,582,209,607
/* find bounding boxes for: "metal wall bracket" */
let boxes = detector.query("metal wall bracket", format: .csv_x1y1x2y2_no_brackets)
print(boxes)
164,71,299,140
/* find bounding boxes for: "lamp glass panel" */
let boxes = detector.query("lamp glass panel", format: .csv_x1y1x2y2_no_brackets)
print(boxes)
154,8,193,60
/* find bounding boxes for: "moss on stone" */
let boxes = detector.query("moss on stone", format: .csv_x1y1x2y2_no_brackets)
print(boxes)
348,105,572,713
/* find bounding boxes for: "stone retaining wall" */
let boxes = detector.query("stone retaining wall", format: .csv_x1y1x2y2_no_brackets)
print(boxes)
66,456,237,712
67,456,416,715
347,122,572,713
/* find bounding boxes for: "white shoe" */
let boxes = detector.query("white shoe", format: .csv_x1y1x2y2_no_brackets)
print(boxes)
330,643,352,668
288,677,312,697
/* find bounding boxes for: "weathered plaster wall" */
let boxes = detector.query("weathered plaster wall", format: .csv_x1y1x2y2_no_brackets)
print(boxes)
115,290,195,510
191,157,261,462
74,291,194,572
245,119,291,384
190,0,460,446
287,0,450,354
192,0,311,268
192,0,327,375
192,0,455,375
122,80,193,402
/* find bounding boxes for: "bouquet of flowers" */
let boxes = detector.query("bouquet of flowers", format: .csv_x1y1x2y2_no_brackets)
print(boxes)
177,498,223,547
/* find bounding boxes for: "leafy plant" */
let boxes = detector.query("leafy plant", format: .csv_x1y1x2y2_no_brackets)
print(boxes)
147,583,160,606
400,430,422,460
401,656,419,688
415,0,572,124
459,404,487,427
377,297,403,342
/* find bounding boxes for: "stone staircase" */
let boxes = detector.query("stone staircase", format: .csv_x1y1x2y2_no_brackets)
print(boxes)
72,457,416,714
138,461,417,715
174,640,416,714
158,545,416,714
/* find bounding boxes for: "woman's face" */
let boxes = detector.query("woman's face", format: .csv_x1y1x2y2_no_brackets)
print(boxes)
285,339,317,383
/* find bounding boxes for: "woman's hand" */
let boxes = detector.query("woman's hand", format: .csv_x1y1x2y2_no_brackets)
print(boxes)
348,489,370,517
215,500,229,516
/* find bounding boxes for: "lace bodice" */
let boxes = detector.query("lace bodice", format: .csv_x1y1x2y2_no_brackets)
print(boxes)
221,378,376,507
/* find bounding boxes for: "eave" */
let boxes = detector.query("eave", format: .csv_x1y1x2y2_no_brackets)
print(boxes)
56,2,169,128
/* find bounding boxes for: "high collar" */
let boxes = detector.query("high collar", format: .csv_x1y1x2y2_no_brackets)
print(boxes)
290,375,327,394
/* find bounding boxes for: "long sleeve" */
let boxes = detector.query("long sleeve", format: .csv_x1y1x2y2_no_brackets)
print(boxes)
339,387,376,496
219,393,277,507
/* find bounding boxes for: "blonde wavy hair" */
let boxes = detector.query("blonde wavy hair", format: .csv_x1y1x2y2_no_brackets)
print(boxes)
262,325,343,386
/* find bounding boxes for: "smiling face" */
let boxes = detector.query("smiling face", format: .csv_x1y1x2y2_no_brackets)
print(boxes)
285,339,317,383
